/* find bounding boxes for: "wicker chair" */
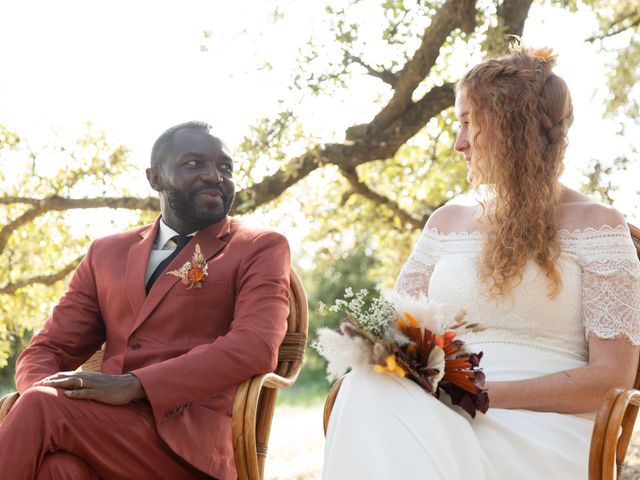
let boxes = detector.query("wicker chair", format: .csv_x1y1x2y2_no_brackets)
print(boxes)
0,268,308,480
323,223,640,480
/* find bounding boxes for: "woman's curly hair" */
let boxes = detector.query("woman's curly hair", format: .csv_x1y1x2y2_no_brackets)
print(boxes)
457,47,574,298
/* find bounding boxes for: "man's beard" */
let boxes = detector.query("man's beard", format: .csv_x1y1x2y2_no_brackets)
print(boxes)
165,185,234,230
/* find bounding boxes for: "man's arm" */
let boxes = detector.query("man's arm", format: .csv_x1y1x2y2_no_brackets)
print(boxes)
16,241,105,393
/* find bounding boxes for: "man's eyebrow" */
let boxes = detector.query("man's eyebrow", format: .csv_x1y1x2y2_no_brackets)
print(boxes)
179,152,205,159
178,152,233,162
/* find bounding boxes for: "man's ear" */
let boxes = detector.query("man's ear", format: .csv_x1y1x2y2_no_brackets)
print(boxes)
146,167,164,192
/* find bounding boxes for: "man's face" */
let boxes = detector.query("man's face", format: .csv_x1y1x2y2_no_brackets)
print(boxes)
152,128,235,232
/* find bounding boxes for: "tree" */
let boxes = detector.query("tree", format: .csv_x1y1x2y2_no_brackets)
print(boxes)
1,0,638,373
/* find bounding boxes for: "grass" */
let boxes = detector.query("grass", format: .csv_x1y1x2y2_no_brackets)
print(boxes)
0,378,15,398
277,382,330,406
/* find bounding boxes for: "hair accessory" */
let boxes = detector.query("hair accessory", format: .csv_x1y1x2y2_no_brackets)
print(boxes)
531,47,555,61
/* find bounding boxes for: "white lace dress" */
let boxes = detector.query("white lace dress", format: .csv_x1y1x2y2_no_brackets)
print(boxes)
322,225,640,479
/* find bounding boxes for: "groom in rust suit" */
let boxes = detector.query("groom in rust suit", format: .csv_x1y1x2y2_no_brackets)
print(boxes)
0,121,290,480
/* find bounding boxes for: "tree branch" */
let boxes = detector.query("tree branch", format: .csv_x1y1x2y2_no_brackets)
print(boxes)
339,166,424,229
366,0,475,136
234,83,455,214
586,11,640,42
0,196,159,209
497,0,535,38
0,255,84,294
343,50,398,86
0,196,159,255
0,208,43,255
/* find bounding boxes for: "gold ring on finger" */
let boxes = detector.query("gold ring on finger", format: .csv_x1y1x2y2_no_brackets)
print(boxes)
78,378,83,389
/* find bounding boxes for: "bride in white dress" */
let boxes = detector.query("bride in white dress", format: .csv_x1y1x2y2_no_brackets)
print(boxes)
322,47,640,479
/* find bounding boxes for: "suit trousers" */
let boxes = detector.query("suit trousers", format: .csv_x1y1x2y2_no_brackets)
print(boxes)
0,386,211,480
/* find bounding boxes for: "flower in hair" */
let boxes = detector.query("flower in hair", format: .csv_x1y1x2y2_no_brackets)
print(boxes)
167,243,208,288
531,47,555,61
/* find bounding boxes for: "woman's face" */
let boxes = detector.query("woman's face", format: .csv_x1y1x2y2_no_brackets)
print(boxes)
454,89,474,183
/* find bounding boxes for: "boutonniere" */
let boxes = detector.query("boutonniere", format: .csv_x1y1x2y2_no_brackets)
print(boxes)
167,243,208,289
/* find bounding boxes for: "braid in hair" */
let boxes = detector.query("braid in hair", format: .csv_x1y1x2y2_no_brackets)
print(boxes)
457,47,573,298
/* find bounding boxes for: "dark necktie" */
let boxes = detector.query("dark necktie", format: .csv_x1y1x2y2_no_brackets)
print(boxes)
145,234,192,294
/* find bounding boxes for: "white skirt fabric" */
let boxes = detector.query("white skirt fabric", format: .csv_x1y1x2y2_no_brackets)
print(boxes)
322,343,594,479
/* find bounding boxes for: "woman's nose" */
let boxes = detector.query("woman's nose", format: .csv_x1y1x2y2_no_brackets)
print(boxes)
454,133,469,152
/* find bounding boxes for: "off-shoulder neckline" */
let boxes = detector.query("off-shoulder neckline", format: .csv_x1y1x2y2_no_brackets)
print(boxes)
423,224,630,239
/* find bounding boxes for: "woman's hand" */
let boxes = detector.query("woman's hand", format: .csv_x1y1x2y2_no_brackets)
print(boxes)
485,336,638,413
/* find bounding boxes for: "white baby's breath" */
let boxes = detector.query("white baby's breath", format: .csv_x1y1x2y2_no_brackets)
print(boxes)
318,302,327,314
323,288,397,338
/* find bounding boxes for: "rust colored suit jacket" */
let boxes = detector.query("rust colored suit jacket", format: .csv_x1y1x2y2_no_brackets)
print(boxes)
15,216,291,480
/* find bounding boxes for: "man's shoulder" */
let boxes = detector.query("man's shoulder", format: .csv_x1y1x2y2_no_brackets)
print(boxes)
228,218,288,245
91,223,153,247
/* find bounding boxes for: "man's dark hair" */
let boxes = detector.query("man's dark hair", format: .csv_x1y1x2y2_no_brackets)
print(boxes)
150,121,213,168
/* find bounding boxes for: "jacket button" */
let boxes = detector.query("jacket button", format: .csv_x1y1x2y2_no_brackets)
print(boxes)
129,343,142,350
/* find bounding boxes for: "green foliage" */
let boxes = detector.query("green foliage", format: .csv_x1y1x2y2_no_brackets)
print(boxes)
581,155,634,205
284,246,381,403
577,0,640,122
605,38,640,120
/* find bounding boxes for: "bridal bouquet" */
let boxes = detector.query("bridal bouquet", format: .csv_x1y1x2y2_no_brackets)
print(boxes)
315,288,489,417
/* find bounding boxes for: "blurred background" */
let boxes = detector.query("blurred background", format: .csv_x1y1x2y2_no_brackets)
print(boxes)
0,1,638,478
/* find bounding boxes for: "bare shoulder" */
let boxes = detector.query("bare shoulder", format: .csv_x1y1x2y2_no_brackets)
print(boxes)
558,187,627,230
426,202,479,233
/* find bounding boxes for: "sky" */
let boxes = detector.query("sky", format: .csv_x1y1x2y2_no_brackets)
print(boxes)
0,0,638,229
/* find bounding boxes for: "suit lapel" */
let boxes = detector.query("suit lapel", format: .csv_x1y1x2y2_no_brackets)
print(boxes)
130,217,232,335
125,221,158,320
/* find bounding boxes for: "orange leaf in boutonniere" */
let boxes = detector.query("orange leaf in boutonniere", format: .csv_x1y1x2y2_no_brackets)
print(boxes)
167,243,208,289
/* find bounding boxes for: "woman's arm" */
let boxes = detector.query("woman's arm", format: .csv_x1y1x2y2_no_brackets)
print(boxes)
486,336,639,413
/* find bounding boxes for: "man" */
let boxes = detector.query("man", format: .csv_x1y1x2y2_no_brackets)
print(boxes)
0,121,291,480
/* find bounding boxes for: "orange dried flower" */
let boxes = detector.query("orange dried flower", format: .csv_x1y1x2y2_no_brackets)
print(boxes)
167,243,208,289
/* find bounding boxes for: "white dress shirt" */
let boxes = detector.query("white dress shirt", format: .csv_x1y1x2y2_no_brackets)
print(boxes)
144,220,195,284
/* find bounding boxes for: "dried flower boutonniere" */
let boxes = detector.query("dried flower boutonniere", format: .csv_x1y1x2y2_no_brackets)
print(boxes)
167,243,208,289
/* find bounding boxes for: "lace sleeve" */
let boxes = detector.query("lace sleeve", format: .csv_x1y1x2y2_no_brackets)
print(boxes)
575,226,640,345
394,228,446,299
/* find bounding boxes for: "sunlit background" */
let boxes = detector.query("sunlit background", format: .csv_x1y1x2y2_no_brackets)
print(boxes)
1,1,639,478
1,0,638,227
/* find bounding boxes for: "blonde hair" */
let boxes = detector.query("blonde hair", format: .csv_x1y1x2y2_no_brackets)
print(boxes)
456,47,573,297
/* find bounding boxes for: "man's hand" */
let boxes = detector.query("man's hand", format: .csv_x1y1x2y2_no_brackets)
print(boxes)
34,372,147,405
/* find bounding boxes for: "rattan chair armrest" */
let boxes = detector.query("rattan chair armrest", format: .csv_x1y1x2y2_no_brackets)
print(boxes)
323,376,345,435
589,387,640,480
0,391,20,425
261,372,296,389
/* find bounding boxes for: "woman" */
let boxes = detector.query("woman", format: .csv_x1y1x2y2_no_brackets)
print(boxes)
322,47,640,479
